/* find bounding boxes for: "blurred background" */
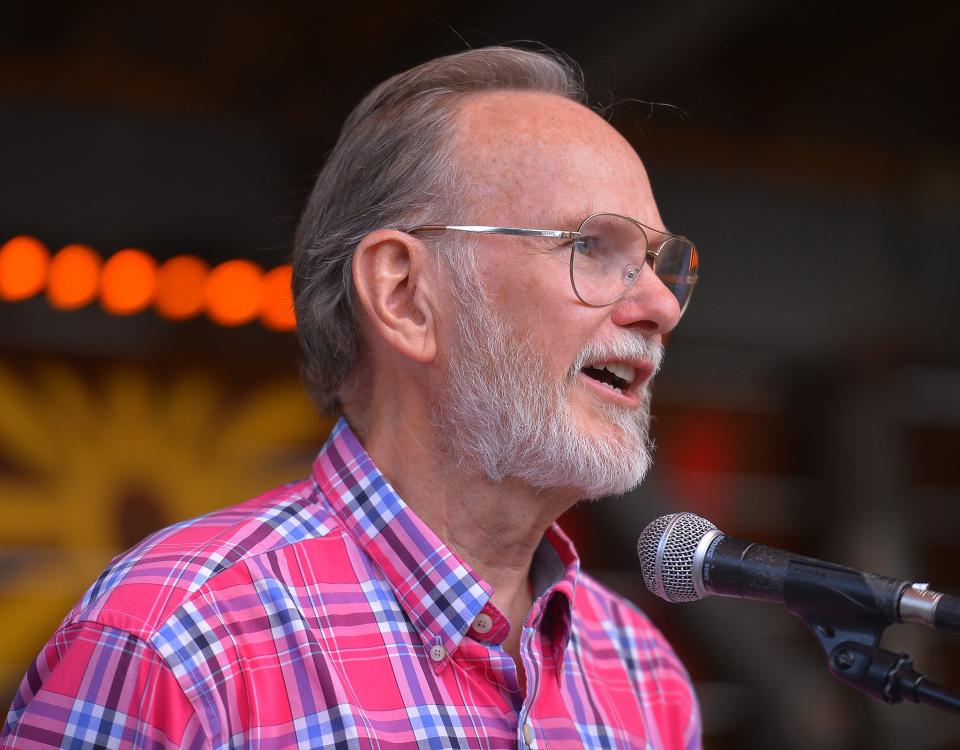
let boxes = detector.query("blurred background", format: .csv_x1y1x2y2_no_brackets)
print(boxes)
1,1,958,747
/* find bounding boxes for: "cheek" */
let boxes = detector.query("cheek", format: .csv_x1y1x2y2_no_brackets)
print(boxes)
485,253,565,328
482,253,597,374
484,244,569,303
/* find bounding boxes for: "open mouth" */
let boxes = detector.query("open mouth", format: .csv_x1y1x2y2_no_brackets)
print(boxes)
580,362,635,394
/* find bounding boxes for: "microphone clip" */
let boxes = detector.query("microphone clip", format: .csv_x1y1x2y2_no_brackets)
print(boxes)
783,559,960,714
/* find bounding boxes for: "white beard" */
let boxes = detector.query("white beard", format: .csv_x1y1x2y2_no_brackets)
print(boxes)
430,276,663,499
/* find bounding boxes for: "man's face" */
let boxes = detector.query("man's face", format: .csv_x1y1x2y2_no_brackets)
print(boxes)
430,91,683,498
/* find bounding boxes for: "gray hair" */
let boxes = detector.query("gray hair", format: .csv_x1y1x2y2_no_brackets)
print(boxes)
292,46,585,414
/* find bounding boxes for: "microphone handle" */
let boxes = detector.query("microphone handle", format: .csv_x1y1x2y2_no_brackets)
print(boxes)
935,594,960,631
701,536,907,626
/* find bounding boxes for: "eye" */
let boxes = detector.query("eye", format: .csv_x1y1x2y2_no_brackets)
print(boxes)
573,235,601,255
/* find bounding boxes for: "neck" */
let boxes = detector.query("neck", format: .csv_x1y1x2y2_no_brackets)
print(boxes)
346,387,580,660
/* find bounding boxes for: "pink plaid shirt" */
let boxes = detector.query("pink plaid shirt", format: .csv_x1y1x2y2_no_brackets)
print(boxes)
2,418,700,749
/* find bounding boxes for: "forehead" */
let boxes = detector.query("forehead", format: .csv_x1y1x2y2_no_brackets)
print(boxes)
453,91,660,229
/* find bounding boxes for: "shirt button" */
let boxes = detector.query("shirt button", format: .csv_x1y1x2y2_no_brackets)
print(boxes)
522,721,534,745
429,644,446,662
472,613,493,634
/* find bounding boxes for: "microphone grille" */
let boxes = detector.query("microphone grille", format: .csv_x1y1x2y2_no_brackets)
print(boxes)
637,512,718,603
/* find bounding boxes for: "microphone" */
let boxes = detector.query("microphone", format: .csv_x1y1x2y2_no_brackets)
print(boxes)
637,512,960,632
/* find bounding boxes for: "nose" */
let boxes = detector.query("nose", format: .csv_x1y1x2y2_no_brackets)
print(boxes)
608,263,683,335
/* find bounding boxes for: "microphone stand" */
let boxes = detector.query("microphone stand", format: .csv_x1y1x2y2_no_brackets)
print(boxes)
782,560,960,714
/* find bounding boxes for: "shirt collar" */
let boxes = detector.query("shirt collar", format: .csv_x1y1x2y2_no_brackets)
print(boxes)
529,523,580,662
312,417,581,670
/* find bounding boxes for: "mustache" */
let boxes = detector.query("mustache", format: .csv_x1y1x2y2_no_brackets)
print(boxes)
568,336,664,380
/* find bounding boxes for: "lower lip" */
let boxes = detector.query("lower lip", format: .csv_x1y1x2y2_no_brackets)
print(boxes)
576,371,642,407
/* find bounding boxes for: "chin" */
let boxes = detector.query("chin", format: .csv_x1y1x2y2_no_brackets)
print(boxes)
579,412,632,447
577,452,651,501
521,410,654,501
567,406,654,499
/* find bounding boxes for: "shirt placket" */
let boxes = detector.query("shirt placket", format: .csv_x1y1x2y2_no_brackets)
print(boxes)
518,592,561,749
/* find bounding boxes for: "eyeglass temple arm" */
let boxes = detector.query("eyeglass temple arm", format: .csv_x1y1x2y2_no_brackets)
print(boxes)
408,224,576,239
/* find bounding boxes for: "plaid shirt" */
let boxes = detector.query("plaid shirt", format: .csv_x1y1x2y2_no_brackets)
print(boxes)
2,418,700,749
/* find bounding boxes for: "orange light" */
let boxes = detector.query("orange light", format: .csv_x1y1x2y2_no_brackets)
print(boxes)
155,255,209,320
260,265,296,330
204,259,263,326
47,244,102,310
101,249,157,315
0,236,50,301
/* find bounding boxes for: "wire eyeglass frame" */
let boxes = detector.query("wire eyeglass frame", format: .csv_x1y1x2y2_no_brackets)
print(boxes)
408,212,698,313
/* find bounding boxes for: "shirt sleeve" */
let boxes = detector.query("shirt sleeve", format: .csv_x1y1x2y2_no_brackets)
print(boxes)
1,621,207,749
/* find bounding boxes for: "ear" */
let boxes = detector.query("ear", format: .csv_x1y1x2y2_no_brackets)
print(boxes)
352,229,438,365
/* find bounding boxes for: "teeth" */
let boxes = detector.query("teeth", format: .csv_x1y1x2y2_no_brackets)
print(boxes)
597,362,635,384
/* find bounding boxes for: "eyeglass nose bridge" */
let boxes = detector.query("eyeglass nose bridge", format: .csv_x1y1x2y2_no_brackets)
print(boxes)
620,251,660,290
621,263,643,286
619,238,686,301
599,245,663,306
623,237,664,276
616,223,660,285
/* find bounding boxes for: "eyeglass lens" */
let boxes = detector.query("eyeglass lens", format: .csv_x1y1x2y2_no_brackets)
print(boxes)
569,214,698,310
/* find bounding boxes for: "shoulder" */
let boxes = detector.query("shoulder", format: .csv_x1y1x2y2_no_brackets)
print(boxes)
572,572,702,746
4,478,347,747
574,571,665,631
2,618,207,746
66,475,340,639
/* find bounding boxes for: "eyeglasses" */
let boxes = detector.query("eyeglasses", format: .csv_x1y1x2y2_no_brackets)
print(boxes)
408,212,698,313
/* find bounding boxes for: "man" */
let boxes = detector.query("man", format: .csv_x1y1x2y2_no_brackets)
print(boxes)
2,47,700,748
